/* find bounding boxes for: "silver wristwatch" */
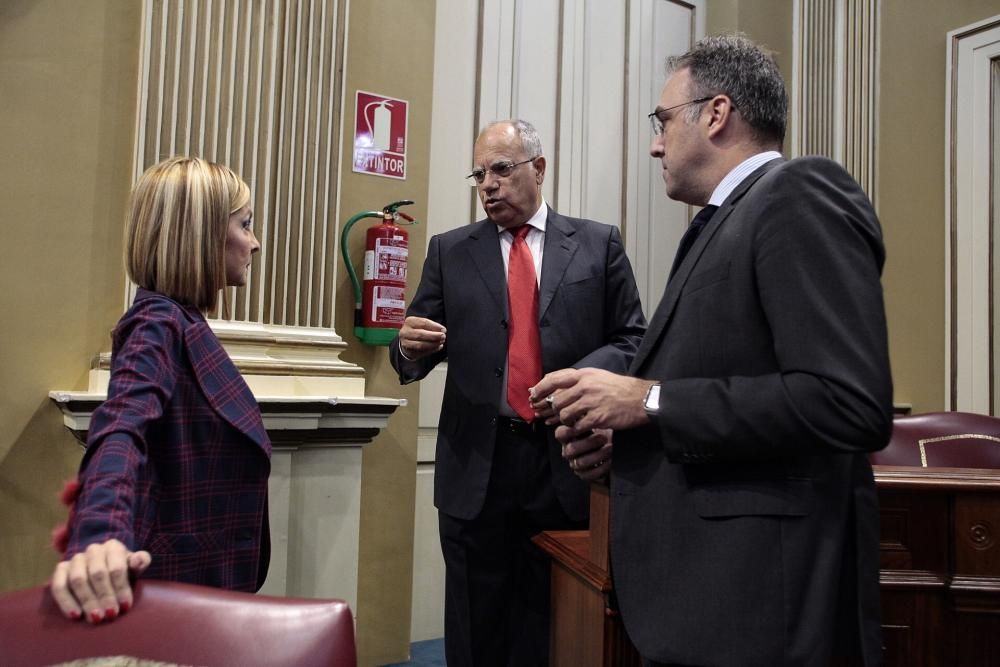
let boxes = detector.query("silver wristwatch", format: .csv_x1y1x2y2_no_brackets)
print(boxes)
643,383,661,416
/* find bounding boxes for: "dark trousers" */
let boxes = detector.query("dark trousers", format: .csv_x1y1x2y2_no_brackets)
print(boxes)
438,425,584,667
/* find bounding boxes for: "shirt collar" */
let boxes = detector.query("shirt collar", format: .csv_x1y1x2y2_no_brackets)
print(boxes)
707,151,782,207
496,199,548,235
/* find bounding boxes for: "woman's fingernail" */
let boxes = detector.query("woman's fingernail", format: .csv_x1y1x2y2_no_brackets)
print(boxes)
120,600,131,613
89,610,103,623
68,610,81,620
105,608,118,621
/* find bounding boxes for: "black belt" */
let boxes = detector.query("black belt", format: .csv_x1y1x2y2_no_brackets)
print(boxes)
496,416,546,438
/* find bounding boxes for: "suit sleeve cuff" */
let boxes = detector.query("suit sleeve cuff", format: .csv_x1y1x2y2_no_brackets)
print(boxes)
398,339,416,361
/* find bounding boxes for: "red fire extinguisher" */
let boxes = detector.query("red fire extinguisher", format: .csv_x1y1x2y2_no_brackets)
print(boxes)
341,200,418,345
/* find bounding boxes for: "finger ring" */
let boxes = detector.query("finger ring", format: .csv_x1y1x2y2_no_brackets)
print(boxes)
545,395,555,406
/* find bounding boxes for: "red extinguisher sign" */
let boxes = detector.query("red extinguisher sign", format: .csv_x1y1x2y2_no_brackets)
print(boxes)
353,90,409,180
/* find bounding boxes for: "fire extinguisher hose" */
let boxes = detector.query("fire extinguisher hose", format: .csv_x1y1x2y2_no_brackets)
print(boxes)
340,210,384,312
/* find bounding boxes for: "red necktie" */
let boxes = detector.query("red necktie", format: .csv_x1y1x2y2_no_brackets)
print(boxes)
506,225,542,421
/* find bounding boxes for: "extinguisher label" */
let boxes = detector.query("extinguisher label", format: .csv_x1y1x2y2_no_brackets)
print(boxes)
374,237,408,281
371,285,406,325
364,250,376,280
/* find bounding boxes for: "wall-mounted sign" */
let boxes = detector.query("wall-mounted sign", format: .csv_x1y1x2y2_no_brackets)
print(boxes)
353,90,409,180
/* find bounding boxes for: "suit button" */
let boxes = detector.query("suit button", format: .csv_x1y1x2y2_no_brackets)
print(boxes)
494,368,503,377
500,319,508,329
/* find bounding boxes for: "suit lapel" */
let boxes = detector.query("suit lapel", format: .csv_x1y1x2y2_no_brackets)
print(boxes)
538,209,578,322
467,220,507,312
630,159,783,374
466,211,579,321
184,321,272,456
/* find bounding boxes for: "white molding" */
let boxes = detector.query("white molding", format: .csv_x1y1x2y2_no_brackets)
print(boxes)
479,0,560,209
409,461,444,641
262,444,364,606
47,391,404,439
93,319,369,382
791,0,801,159
791,0,879,197
624,0,704,312
555,0,626,221
479,0,518,125
945,14,1000,412
426,0,479,242
512,0,559,210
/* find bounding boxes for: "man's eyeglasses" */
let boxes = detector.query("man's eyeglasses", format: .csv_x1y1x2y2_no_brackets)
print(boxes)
466,157,538,185
647,97,714,135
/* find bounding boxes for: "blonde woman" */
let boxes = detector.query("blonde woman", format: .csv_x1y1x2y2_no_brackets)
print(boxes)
50,157,268,624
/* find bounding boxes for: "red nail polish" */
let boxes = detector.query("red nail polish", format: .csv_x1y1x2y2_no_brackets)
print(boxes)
120,600,131,613
89,610,103,623
105,608,118,621
68,610,81,620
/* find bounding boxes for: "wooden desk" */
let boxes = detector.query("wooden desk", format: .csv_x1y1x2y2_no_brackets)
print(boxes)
875,465,1000,666
534,466,1000,667
532,483,640,667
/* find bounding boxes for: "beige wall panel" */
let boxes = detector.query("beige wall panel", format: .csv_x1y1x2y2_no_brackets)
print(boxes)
705,0,792,75
706,0,793,156
879,0,997,413
0,1,141,591
336,1,436,665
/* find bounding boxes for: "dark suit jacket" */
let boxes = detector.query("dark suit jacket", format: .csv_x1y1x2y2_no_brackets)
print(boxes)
612,157,892,666
391,207,646,521
65,289,271,592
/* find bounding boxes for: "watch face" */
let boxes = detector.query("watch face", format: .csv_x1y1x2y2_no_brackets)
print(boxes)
644,384,660,412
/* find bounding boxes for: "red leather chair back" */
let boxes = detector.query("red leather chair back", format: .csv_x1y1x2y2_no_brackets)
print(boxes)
870,411,1000,468
0,579,356,667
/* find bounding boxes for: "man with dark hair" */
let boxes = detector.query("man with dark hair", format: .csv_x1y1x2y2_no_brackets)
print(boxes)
532,34,892,666
392,119,645,667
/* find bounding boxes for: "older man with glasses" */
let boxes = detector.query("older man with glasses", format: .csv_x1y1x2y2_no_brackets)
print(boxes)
390,119,646,667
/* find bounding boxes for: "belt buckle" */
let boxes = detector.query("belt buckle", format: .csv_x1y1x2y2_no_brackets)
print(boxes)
502,416,539,437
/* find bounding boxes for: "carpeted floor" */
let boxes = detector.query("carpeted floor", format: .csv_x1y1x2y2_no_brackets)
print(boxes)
382,638,446,667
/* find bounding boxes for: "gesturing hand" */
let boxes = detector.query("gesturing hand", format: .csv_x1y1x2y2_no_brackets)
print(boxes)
531,368,654,435
398,316,446,360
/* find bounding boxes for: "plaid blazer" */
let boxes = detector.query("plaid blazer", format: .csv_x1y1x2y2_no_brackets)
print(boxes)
65,289,272,592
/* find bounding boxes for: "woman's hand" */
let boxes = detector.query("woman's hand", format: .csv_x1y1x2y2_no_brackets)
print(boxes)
49,539,152,623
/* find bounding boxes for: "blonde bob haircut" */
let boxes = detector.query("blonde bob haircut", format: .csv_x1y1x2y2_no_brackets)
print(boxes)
125,156,251,311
